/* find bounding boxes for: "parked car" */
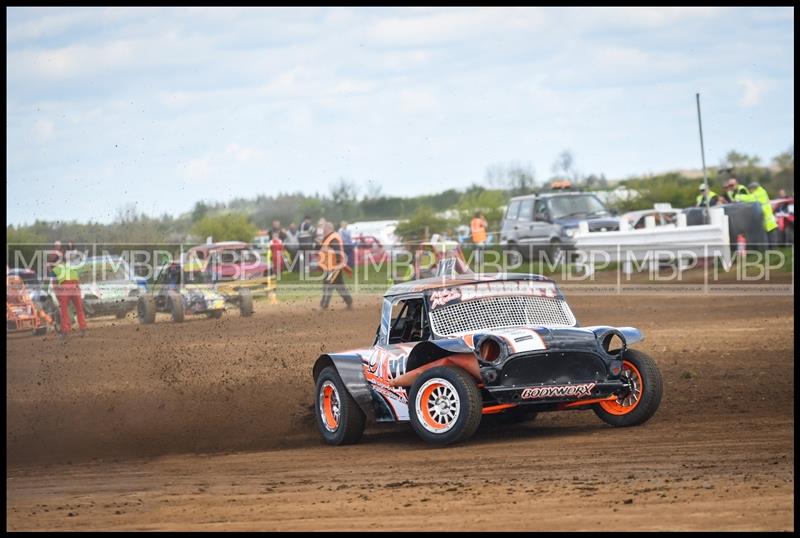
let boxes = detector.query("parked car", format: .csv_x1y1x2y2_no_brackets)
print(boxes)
771,197,794,245
500,192,619,262
312,273,662,446
352,235,389,267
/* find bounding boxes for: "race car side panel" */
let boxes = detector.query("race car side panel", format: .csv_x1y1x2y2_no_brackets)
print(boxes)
313,353,375,421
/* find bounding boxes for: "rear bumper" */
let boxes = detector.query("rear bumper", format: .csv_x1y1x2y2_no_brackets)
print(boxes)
216,276,276,299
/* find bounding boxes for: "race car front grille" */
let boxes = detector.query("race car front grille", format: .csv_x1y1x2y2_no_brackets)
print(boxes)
429,295,577,336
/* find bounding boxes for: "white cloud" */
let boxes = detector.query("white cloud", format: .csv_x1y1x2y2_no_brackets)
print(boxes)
31,119,56,142
181,157,212,182
399,88,439,113
366,8,546,46
738,78,771,107
225,143,269,163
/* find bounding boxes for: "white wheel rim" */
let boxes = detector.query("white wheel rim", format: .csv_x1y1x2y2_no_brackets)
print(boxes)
415,378,461,434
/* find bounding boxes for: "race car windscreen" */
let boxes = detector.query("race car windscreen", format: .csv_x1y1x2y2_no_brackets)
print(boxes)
426,281,577,336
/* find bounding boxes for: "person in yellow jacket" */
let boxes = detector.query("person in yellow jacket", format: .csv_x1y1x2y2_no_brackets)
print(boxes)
696,184,719,207
318,222,353,310
725,178,753,203
748,181,779,247
52,247,88,336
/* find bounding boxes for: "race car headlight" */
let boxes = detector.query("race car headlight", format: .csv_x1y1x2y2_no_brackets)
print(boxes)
477,337,504,362
564,228,576,238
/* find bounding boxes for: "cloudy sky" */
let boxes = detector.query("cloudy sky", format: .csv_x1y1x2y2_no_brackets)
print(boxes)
6,7,794,225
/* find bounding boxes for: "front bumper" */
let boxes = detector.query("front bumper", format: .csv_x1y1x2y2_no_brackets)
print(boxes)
479,349,626,405
83,297,138,315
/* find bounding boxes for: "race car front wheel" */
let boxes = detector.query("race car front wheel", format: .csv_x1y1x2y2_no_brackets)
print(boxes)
593,349,662,427
315,366,366,446
409,366,482,446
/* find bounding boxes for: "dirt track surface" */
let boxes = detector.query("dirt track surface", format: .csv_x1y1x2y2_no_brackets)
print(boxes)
6,293,795,530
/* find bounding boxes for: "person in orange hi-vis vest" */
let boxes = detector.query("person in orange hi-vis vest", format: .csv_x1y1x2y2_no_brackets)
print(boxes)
318,222,353,310
470,210,489,269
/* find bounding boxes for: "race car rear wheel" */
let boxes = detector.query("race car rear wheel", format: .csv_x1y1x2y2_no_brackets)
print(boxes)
239,288,254,317
168,292,185,323
409,366,482,445
137,295,156,325
594,349,662,427
315,366,365,446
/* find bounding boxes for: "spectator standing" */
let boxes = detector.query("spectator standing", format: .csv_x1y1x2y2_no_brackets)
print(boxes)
748,181,779,248
53,246,88,337
724,178,752,203
318,222,353,310
339,221,355,268
284,222,299,269
315,218,327,245
269,231,285,276
270,220,287,242
298,215,315,269
696,184,719,207
470,210,488,268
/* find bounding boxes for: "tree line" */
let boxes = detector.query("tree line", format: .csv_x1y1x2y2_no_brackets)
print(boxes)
7,146,793,246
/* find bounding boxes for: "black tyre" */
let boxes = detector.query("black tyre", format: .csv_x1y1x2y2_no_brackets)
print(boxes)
207,310,223,319
168,292,185,323
546,239,564,266
593,349,663,427
409,365,483,446
45,298,62,334
239,288,254,317
513,242,533,262
137,295,157,325
315,366,366,446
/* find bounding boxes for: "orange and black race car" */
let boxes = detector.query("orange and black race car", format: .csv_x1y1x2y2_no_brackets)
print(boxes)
7,273,51,336
312,273,662,446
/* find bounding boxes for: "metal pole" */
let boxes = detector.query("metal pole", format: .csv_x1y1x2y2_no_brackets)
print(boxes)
696,93,711,223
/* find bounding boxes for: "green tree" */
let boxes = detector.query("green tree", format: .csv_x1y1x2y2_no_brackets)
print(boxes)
394,206,454,243
457,188,508,232
192,212,257,243
772,146,794,194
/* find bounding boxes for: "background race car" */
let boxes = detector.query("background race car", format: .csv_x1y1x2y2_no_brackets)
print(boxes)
137,262,253,324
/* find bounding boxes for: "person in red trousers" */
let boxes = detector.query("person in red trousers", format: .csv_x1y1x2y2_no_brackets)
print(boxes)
52,246,88,337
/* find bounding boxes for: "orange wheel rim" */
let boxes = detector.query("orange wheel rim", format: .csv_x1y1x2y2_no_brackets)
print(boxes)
416,379,460,433
600,360,643,416
320,382,340,432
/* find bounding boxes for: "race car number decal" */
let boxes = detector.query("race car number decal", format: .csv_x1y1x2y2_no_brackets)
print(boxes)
520,383,596,400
